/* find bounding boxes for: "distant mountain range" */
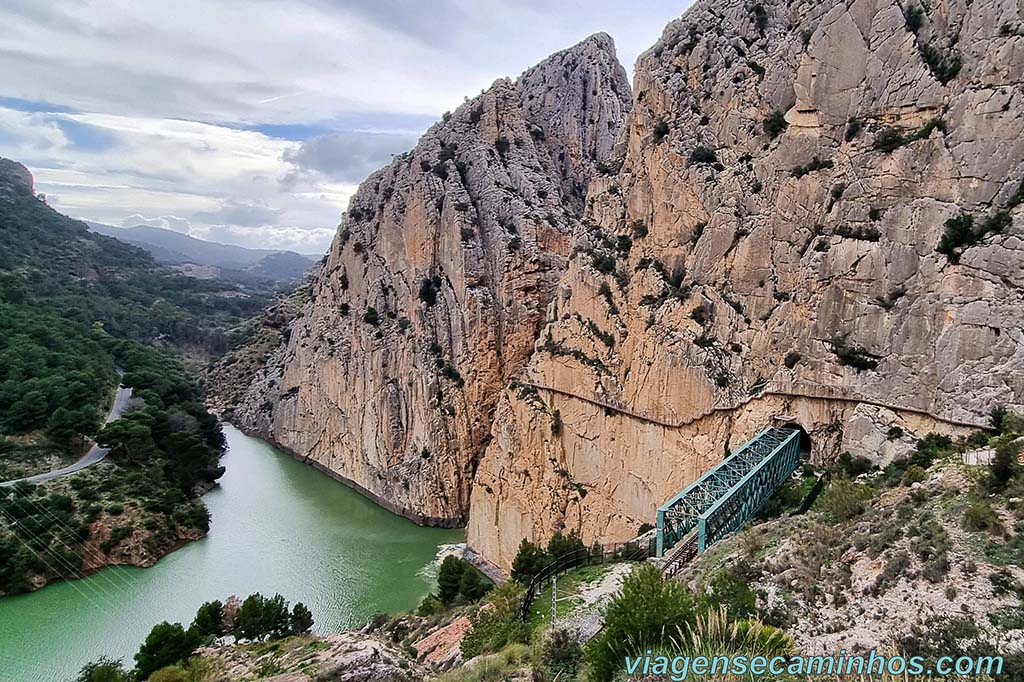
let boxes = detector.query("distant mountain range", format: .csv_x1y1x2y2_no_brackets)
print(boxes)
86,221,320,283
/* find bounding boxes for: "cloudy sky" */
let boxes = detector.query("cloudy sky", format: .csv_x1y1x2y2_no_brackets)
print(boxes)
0,1,687,254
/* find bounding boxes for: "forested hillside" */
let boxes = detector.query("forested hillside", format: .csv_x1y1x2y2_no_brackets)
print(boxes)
0,158,242,595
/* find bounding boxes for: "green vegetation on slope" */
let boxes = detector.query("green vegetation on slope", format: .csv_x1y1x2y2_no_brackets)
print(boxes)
0,159,250,595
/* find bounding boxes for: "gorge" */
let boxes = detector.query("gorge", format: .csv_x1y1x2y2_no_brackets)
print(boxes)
212,0,1024,571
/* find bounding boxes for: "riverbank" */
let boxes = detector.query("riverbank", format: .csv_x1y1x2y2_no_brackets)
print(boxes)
0,424,463,682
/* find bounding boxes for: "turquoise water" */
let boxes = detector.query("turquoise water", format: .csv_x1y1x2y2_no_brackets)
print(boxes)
0,424,464,682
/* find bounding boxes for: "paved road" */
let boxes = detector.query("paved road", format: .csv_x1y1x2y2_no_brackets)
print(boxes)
0,384,133,488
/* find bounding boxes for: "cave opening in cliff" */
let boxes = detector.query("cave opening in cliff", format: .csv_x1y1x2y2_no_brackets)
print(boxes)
781,422,813,459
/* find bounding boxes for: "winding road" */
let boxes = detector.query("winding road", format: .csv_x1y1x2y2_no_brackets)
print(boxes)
0,383,133,488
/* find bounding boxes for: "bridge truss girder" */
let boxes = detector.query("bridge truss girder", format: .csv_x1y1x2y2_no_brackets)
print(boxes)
656,427,801,556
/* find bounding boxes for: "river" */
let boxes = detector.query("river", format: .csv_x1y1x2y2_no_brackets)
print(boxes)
0,424,464,682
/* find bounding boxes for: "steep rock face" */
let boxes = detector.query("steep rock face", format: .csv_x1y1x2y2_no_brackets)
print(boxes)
224,35,630,524
468,0,1024,567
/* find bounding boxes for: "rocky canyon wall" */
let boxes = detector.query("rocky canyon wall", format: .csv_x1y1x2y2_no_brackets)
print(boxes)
214,0,1024,568
466,0,1024,566
215,34,631,525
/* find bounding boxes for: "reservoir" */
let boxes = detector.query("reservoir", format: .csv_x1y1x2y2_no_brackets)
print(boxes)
0,424,464,682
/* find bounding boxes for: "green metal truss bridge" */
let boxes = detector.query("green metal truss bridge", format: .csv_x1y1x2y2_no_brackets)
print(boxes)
656,426,803,567
519,426,805,621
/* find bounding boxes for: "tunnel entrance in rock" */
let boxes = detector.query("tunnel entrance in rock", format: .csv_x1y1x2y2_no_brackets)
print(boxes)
780,421,812,459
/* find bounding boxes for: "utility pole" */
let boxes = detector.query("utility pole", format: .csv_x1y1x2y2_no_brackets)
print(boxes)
551,573,557,628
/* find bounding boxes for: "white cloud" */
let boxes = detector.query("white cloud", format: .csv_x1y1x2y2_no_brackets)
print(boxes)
122,213,192,233
0,0,689,253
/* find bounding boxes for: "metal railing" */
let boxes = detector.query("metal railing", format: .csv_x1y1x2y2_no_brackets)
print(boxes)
518,538,655,621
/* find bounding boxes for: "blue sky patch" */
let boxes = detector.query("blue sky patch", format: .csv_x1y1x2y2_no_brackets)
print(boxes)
53,118,119,153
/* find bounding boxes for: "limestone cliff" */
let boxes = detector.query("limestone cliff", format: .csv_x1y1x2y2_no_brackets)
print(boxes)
467,0,1024,567
216,0,1024,568
217,34,631,525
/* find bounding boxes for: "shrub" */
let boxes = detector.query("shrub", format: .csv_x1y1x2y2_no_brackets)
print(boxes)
874,126,906,153
550,409,562,436
134,622,197,679
461,583,530,658
836,451,873,477
963,501,1003,535
418,276,440,306
902,464,927,485
819,477,869,522
762,110,788,139
362,307,380,326
937,211,1012,263
438,555,467,604
844,119,862,141
829,335,879,371
912,433,953,469
540,629,582,679
289,602,314,635
692,221,707,243
149,667,189,682
835,224,882,241
653,119,670,143
546,530,586,559
691,302,714,326
689,146,718,164
631,220,648,239
887,426,904,440
783,351,801,369
920,45,961,84
233,593,290,642
339,303,349,316
791,156,833,178
701,567,756,617
75,658,133,682
584,564,697,682
510,539,548,584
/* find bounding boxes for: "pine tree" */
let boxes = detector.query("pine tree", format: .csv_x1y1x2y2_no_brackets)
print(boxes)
437,555,466,604
290,602,314,635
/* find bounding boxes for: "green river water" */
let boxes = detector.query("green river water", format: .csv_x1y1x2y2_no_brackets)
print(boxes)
0,424,464,682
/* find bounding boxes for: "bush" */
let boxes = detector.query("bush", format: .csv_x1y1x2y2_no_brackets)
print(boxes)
762,110,788,139
418,276,441,306
134,622,197,680
461,582,530,659
791,156,833,178
233,593,290,642
510,539,548,584
829,335,879,371
873,126,905,153
701,567,756,617
689,146,718,165
819,477,869,522
437,555,480,605
937,211,1012,263
836,451,873,477
539,629,582,679
290,602,314,636
902,464,927,485
546,530,585,559
584,564,697,682
784,351,801,369
653,119,670,143
149,666,189,682
75,658,133,682
963,501,1003,535
362,307,380,326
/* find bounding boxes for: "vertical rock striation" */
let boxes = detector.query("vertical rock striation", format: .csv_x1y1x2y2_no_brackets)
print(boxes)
218,0,1024,570
467,0,1024,566
221,34,630,525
